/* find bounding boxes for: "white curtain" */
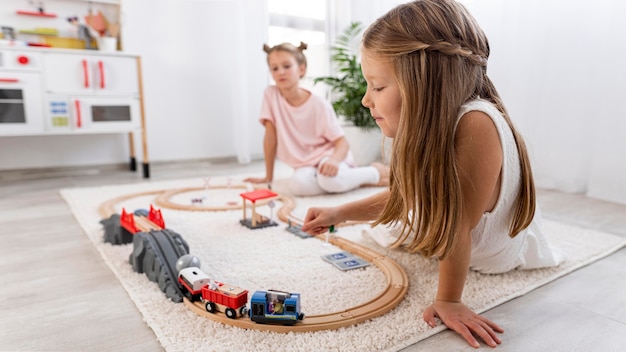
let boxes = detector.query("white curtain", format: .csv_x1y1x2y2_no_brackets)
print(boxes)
463,0,626,204
120,0,267,164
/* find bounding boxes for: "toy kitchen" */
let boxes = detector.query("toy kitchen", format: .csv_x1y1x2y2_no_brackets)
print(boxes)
0,46,141,135
0,0,150,177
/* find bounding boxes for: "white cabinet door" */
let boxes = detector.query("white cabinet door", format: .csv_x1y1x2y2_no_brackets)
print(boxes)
0,71,45,135
92,56,139,97
43,53,138,97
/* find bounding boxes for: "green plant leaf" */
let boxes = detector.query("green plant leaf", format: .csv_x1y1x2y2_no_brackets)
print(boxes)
314,22,377,130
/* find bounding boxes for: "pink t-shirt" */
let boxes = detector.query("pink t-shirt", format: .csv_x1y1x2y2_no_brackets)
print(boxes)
260,86,350,168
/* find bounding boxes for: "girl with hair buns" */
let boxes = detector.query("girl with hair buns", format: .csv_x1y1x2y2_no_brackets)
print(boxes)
245,42,389,196
302,0,563,348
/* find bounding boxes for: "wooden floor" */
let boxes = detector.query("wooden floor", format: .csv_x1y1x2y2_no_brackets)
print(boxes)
1,160,625,351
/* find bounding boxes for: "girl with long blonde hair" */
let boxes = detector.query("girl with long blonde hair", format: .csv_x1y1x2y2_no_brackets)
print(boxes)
302,0,563,347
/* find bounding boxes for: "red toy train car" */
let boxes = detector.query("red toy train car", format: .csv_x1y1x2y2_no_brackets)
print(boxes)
178,267,248,319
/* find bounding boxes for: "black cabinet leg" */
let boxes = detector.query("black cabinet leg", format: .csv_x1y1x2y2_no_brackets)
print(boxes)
142,162,150,178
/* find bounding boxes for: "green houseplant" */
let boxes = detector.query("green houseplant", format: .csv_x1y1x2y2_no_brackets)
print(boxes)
314,22,378,130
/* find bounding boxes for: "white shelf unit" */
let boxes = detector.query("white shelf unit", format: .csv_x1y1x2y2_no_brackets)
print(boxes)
0,47,150,178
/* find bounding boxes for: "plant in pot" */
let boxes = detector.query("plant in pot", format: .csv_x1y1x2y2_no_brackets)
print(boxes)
314,22,384,165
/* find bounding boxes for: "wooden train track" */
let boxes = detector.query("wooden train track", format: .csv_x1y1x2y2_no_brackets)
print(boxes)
98,186,409,333
184,235,408,332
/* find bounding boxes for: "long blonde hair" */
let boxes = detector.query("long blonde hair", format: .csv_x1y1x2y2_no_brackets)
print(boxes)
365,0,536,259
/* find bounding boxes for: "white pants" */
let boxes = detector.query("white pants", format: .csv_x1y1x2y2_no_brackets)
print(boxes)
288,158,380,196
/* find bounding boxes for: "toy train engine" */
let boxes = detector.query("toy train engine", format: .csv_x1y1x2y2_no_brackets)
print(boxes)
249,290,304,325
178,267,248,319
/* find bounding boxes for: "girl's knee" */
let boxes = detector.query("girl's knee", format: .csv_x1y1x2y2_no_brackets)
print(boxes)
288,177,323,196
317,175,352,193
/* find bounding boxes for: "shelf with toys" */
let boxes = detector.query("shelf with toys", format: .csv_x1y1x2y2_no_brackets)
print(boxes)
1,1,121,51
16,10,58,18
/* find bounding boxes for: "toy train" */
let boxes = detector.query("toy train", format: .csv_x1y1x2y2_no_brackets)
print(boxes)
249,290,304,325
178,266,305,325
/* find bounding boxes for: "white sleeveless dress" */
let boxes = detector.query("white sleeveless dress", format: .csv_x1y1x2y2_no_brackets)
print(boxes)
364,99,564,274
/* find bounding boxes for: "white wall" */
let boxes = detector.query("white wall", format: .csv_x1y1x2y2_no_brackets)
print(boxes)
332,0,404,41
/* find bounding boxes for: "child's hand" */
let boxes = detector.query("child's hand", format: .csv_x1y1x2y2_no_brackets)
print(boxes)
318,159,339,177
301,207,339,235
423,300,503,348
244,177,270,184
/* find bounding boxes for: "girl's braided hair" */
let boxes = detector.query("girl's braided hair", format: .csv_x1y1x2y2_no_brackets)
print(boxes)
366,0,536,259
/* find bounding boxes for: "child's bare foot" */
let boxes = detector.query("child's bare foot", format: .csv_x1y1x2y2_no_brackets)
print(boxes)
366,162,389,187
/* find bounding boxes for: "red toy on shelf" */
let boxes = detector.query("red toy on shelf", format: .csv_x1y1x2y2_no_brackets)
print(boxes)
16,10,57,18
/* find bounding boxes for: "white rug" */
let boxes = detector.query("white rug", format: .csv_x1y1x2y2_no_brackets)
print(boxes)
61,176,626,352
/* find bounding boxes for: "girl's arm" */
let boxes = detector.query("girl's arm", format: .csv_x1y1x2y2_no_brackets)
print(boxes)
319,136,350,177
423,111,504,348
244,120,277,184
262,120,278,182
301,189,389,235
330,136,350,162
